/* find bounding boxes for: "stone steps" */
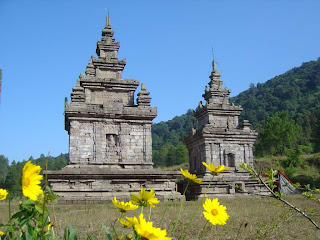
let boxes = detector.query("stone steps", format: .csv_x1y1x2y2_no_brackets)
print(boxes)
180,170,270,200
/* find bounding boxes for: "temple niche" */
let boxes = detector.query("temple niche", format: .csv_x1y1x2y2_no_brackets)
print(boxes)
185,60,258,175
64,16,156,169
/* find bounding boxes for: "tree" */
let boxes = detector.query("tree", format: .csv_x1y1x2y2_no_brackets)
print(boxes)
258,111,302,156
0,155,9,185
312,118,320,152
165,143,188,167
3,160,25,193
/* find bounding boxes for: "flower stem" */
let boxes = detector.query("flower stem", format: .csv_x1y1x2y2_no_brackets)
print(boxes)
169,181,190,236
112,212,124,238
148,206,152,221
159,191,173,227
8,190,12,224
179,177,214,240
256,170,320,230
42,152,49,240
198,220,209,239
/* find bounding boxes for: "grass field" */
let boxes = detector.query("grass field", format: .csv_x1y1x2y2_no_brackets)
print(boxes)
1,195,319,239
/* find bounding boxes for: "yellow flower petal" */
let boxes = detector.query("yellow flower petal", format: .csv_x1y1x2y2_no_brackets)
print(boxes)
202,198,229,226
112,197,138,212
130,189,159,208
134,214,171,240
119,217,138,228
0,188,8,201
180,169,203,184
22,161,43,201
202,162,229,175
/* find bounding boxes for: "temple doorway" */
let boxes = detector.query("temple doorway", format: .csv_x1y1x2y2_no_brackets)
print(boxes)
227,153,235,167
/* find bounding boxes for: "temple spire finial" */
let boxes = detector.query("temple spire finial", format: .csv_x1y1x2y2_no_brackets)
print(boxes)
101,11,114,39
212,47,215,61
106,15,110,27
212,60,217,72
211,47,216,71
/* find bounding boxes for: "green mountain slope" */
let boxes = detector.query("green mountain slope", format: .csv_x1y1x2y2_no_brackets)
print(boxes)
152,110,196,167
230,58,320,137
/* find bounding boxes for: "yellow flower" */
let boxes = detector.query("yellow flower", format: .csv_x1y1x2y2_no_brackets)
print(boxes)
203,198,229,225
0,230,4,236
131,189,159,208
202,162,229,175
119,216,138,228
0,188,8,201
22,161,43,201
112,197,138,212
126,233,133,240
180,169,203,184
44,222,54,233
134,213,171,240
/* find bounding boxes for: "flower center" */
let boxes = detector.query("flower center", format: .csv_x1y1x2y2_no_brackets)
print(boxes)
211,208,218,216
24,177,30,187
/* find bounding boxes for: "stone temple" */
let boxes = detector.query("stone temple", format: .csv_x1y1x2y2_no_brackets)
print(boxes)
47,16,182,203
185,61,257,173
65,16,155,170
183,61,267,199
47,16,268,203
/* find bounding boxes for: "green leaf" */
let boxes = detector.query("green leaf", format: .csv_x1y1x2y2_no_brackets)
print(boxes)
35,202,49,215
67,225,78,240
21,199,36,210
101,224,112,240
86,234,97,240
46,186,58,203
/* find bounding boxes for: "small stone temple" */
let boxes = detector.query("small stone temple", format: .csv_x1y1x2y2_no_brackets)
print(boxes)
183,61,267,199
46,16,182,203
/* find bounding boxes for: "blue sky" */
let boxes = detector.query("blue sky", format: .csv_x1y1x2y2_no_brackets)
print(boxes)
1,0,320,163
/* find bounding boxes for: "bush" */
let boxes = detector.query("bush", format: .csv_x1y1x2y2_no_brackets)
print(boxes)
299,144,314,154
282,147,303,168
291,175,316,189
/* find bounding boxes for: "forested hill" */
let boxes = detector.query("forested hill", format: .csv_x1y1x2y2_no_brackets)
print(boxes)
152,58,320,166
230,58,320,134
152,110,196,167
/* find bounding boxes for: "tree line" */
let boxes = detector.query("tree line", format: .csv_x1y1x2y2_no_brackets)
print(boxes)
0,154,68,193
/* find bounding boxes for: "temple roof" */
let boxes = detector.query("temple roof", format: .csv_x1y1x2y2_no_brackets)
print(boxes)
202,60,231,105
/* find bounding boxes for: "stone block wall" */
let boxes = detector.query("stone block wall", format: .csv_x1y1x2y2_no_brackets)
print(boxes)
84,88,135,107
69,120,152,168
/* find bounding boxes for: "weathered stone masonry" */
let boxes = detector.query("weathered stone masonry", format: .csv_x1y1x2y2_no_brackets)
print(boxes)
185,61,258,174
183,61,267,199
47,16,268,203
64,16,156,169
47,16,183,203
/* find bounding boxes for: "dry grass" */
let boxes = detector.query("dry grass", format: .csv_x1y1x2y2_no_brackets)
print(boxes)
1,195,319,239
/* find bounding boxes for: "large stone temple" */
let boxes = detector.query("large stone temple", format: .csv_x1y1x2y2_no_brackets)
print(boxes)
46,16,182,203
183,61,267,199
65,16,155,170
